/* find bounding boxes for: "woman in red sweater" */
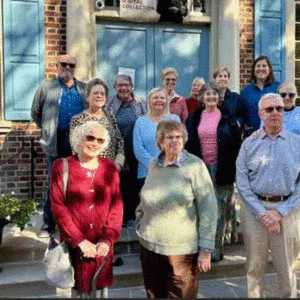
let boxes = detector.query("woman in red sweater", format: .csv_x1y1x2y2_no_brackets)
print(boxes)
50,121,123,297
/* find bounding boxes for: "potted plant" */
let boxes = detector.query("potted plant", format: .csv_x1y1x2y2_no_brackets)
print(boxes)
0,192,38,245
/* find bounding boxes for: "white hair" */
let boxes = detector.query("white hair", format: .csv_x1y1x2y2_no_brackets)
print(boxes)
258,93,283,110
70,121,110,154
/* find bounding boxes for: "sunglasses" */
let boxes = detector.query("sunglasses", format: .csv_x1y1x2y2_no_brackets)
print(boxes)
279,92,296,98
264,106,284,113
165,78,176,82
85,135,105,144
60,62,76,69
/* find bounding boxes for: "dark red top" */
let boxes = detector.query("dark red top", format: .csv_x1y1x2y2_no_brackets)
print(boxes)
51,155,123,292
186,97,201,115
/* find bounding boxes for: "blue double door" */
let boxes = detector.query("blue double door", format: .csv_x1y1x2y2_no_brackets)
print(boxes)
97,22,209,100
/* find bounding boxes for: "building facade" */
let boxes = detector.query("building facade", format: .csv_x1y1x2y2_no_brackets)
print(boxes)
0,0,297,201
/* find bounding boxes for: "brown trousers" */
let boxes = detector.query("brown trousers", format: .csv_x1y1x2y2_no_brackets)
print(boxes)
140,245,199,298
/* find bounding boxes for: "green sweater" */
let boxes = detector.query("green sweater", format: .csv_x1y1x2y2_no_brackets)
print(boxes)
136,152,218,256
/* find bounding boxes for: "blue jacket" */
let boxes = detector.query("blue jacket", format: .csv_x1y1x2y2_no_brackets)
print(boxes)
241,81,280,136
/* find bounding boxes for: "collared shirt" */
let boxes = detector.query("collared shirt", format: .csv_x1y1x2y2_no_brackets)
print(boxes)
155,149,188,167
236,128,300,217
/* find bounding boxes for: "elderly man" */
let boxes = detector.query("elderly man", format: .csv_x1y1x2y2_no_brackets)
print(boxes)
236,93,300,298
31,54,87,237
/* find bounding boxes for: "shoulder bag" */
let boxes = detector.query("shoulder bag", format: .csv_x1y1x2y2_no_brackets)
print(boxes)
43,158,75,289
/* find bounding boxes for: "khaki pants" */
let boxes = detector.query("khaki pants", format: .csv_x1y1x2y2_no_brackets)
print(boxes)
241,201,300,298
140,245,199,298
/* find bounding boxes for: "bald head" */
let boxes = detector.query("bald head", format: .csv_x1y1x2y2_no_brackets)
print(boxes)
56,54,76,83
57,55,76,65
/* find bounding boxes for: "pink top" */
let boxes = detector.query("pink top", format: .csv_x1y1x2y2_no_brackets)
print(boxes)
198,110,221,165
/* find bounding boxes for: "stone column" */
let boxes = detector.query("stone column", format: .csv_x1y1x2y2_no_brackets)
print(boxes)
67,0,97,82
216,0,240,92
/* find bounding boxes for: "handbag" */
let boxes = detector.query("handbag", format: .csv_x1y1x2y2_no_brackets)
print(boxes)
43,158,75,289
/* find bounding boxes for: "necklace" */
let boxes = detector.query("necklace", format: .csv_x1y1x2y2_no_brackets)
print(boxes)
81,165,97,193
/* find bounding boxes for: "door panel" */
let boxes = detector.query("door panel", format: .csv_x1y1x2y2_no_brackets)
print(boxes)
97,22,154,100
155,25,209,97
3,0,45,120
97,22,209,100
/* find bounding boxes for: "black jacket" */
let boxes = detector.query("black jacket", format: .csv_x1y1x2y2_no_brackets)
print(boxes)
157,0,188,23
185,106,241,186
223,88,246,133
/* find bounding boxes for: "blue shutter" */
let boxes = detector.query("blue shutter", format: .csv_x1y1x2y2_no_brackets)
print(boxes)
3,0,45,120
255,0,285,82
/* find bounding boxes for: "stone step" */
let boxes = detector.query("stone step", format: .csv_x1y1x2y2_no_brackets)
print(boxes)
2,244,298,299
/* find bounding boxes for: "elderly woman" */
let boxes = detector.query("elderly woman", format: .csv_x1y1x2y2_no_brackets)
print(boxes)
259,82,300,135
161,67,188,123
70,78,124,169
186,82,241,262
133,88,180,187
50,121,123,297
106,74,146,228
278,82,300,135
136,119,217,298
213,66,246,134
213,66,246,244
241,56,280,137
186,77,205,115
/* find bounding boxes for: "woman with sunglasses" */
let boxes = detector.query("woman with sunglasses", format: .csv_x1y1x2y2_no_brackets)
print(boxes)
161,67,188,123
259,82,300,135
50,121,123,297
70,78,124,170
241,56,280,137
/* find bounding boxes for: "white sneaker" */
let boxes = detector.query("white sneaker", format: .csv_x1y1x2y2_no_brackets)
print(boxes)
37,225,51,238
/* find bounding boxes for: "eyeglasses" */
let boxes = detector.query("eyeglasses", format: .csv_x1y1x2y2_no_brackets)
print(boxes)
279,92,296,98
264,106,284,113
60,62,76,69
84,135,105,144
164,135,183,141
165,78,177,82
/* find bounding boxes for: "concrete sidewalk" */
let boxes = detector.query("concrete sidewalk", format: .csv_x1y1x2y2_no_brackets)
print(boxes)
1,211,300,298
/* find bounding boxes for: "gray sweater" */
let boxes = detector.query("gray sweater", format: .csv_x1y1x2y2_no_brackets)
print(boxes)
136,152,218,256
31,77,87,157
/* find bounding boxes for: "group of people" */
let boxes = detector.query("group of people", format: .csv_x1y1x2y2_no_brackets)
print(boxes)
30,54,300,298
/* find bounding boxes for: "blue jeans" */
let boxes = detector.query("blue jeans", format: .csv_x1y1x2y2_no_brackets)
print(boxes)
43,155,57,232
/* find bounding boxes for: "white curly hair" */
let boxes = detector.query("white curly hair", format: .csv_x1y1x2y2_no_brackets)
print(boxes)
70,121,110,154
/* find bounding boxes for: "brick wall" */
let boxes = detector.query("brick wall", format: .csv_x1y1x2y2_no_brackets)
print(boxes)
0,0,67,202
239,0,255,89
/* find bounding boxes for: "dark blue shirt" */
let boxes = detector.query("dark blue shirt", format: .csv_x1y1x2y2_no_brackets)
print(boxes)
116,101,137,154
57,78,84,157
241,81,280,136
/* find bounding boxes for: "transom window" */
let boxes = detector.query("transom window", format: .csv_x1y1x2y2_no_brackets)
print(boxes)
104,0,206,12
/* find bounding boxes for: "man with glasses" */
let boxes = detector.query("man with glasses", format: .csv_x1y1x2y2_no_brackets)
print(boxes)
236,93,300,298
31,54,87,238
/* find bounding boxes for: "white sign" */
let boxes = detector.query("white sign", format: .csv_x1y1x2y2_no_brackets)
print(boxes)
118,67,136,86
120,0,160,22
